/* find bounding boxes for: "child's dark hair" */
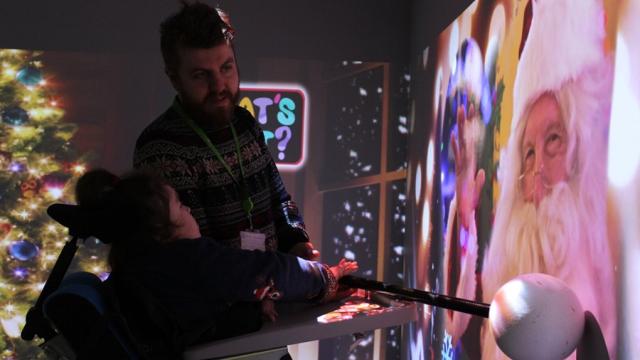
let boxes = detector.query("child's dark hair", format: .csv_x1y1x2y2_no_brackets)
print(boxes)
76,169,176,270
160,1,235,72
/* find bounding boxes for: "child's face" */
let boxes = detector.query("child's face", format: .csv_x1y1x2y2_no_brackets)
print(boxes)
165,185,201,239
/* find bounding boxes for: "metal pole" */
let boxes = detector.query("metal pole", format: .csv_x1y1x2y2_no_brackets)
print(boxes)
339,275,490,318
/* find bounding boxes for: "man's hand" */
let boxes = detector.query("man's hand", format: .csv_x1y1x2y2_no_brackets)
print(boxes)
288,242,320,260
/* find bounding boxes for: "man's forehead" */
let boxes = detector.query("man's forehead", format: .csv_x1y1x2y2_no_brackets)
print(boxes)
178,44,235,67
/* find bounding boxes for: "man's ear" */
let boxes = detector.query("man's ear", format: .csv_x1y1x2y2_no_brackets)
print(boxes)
165,67,179,90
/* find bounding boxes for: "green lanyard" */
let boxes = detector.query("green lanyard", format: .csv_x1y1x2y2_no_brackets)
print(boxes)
172,98,255,228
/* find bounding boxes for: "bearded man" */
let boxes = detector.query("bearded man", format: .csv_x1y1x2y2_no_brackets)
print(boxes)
133,2,318,261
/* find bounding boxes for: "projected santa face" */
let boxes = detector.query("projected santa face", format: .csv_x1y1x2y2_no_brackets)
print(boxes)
519,93,569,207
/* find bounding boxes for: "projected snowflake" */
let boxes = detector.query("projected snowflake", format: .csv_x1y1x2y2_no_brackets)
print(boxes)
383,180,407,359
324,67,383,182
388,71,411,171
386,180,407,284
441,331,454,360
320,185,379,359
319,331,375,360
322,185,379,278
385,326,402,360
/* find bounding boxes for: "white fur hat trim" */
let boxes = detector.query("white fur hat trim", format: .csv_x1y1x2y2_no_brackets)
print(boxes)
512,0,606,132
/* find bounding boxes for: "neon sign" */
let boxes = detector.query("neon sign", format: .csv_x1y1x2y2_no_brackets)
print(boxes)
239,83,308,171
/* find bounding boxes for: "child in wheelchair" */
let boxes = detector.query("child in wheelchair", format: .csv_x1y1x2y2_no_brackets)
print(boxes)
66,169,357,358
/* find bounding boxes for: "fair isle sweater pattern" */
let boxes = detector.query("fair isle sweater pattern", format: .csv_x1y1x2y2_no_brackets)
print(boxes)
133,104,307,252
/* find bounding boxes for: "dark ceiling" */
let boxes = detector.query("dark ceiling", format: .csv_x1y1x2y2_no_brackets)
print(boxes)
0,0,471,63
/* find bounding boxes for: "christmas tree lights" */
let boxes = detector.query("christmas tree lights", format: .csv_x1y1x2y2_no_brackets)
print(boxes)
0,49,105,358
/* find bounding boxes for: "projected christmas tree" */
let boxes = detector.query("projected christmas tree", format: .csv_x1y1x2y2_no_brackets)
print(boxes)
0,49,104,358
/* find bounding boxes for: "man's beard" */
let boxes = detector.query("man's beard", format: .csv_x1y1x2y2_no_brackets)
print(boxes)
184,88,239,126
205,89,239,124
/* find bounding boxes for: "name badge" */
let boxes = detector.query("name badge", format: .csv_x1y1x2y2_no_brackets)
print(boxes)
240,230,266,251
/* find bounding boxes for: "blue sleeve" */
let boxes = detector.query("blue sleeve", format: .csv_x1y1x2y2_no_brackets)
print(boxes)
197,238,326,302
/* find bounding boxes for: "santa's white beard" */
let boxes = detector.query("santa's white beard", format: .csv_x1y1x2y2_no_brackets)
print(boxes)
481,181,615,359
490,182,582,280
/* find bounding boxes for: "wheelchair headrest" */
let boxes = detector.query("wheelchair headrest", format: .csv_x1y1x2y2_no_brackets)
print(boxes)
47,204,113,243
48,204,84,233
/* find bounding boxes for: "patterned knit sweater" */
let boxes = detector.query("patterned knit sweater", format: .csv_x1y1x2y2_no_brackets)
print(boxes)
133,101,308,252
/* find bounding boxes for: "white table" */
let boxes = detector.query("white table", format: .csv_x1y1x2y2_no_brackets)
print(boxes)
183,295,417,360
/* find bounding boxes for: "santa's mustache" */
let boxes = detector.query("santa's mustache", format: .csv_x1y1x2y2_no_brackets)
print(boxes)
501,181,588,278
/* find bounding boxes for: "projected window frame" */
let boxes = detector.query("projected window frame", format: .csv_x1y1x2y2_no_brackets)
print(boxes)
319,62,408,360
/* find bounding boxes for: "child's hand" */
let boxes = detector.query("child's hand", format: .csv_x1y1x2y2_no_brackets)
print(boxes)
330,258,359,279
324,259,359,302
